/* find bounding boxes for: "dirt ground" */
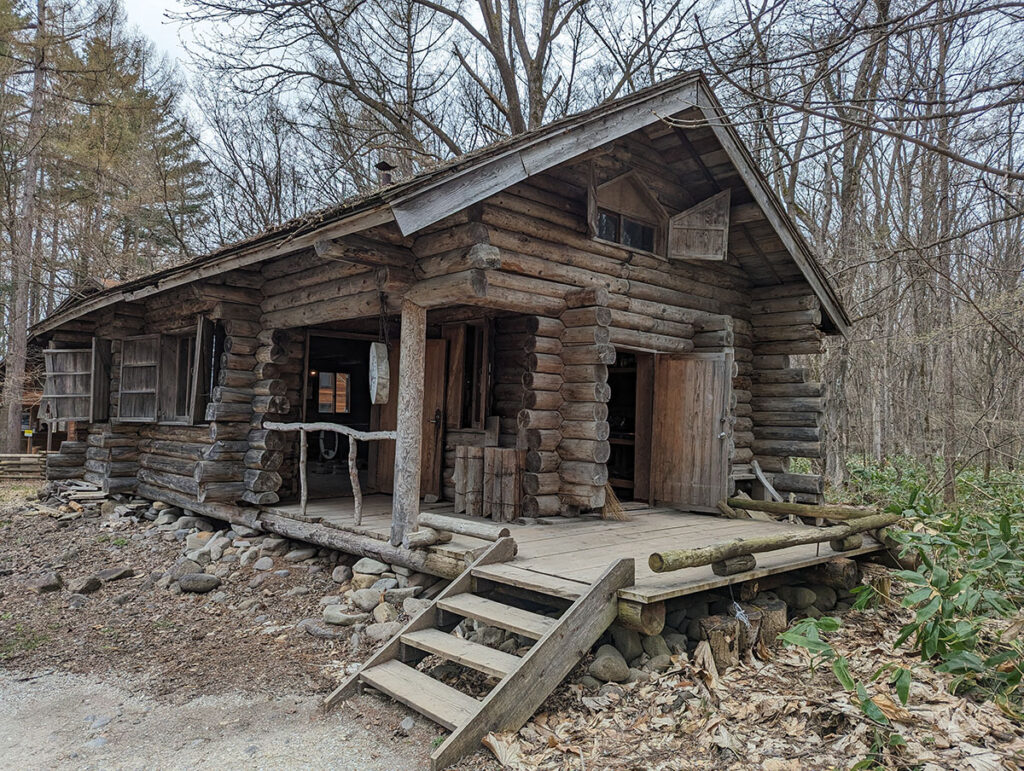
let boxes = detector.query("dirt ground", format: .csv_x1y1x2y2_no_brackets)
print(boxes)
2,483,1022,770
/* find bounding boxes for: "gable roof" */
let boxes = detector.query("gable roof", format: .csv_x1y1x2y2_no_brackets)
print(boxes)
32,72,849,337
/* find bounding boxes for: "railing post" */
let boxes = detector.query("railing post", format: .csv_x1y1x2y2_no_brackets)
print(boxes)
299,429,308,518
349,436,362,525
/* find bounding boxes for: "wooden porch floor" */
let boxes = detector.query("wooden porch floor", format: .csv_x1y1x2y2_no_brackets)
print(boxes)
265,496,882,604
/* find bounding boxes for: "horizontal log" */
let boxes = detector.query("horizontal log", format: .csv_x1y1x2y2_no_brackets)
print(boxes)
194,461,245,483
751,382,824,398
416,512,511,542
558,438,611,463
561,364,608,383
771,473,824,494
517,409,562,430
559,461,608,486
754,339,826,355
560,325,610,345
559,401,608,422
258,513,467,579
751,440,821,458
727,497,877,520
561,382,611,402
525,450,559,473
560,307,611,328
751,411,822,427
521,494,561,517
609,328,694,354
755,426,820,442
560,420,610,441
749,397,823,413
522,472,560,495
649,512,898,572
561,343,616,365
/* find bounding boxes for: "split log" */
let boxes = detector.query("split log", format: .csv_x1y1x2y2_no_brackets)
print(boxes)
649,512,898,572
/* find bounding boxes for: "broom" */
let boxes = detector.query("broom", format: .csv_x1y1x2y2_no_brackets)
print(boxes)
601,482,630,521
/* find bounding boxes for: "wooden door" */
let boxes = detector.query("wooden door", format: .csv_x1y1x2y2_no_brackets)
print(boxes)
373,339,447,497
650,353,731,511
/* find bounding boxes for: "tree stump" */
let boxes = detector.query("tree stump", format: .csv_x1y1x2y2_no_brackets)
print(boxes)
711,554,756,576
801,557,861,590
698,615,740,670
736,603,763,653
751,598,788,646
861,563,892,606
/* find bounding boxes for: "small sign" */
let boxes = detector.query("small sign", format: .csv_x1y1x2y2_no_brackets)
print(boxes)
22,429,33,437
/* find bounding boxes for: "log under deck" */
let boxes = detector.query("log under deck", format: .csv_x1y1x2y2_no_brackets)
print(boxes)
263,496,882,604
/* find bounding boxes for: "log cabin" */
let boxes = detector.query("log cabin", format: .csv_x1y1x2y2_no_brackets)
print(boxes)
31,73,878,765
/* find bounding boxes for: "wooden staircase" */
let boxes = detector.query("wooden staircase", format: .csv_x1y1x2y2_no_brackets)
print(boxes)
324,537,634,770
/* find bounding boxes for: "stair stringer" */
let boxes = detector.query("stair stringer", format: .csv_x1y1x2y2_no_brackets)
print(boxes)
322,536,518,712
430,557,635,770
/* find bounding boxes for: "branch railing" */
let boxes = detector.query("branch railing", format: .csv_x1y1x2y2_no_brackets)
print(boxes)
264,421,396,524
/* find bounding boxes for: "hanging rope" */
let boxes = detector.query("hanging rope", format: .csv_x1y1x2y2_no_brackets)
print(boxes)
378,292,391,350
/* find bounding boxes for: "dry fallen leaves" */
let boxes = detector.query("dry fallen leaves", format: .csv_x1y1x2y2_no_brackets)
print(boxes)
471,609,1023,771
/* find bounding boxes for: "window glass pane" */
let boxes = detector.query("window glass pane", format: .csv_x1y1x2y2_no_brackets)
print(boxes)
596,209,619,242
334,373,350,413
318,371,334,413
175,337,193,417
622,218,655,252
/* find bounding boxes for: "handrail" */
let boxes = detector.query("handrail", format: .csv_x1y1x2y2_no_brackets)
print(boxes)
264,420,397,523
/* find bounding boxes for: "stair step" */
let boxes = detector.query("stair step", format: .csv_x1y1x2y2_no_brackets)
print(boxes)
472,563,587,600
360,660,480,731
437,593,556,640
402,629,521,679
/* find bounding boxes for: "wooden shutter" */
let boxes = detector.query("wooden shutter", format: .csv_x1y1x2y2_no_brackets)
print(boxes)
119,334,160,422
41,346,94,422
650,353,731,511
668,189,731,261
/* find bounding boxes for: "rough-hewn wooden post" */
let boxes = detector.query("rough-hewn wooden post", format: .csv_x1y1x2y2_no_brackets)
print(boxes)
391,299,427,546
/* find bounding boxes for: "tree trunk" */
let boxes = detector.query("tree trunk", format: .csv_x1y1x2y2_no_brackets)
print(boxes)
2,0,45,454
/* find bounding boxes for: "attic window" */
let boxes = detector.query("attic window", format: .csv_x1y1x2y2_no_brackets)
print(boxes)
588,172,667,256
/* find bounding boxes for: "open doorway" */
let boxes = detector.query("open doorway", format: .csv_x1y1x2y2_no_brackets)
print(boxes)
605,350,654,503
303,334,373,499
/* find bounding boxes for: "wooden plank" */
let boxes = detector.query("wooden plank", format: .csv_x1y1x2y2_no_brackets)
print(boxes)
361,660,479,731
633,352,653,502
323,536,517,711
437,594,555,640
472,563,586,600
390,79,701,234
402,629,521,679
430,558,635,771
482,447,523,522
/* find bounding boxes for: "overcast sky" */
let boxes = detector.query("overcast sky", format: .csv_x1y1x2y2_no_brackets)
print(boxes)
123,1,190,64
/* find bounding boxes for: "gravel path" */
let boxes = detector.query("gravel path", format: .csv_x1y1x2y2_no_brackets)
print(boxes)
0,670,437,770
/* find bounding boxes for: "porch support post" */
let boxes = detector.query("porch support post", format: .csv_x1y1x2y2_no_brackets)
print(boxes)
390,298,427,546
